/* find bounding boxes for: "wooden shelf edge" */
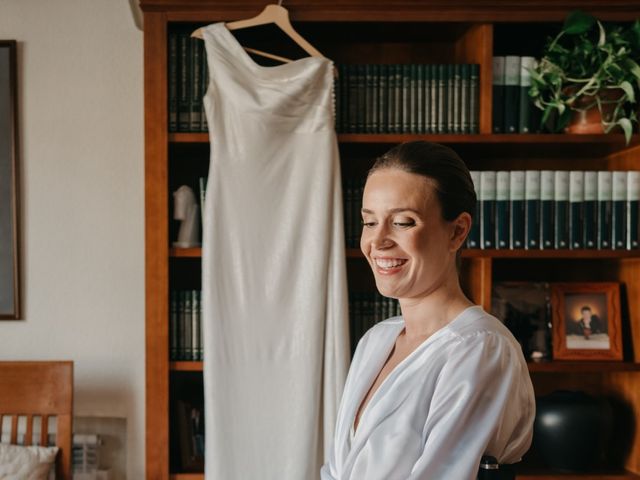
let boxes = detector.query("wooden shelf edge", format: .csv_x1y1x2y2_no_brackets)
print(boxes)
346,249,640,259
170,474,204,480
170,361,203,371
519,472,640,479
527,361,640,373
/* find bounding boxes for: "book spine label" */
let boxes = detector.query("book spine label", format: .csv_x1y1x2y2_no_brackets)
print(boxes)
540,170,555,249
468,171,481,248
480,171,497,249
525,170,541,249
518,56,535,133
554,171,570,249
503,56,520,133
509,171,526,249
569,171,584,249
583,171,598,249
612,171,627,249
492,56,505,133
496,171,510,249
627,171,640,249
597,171,613,249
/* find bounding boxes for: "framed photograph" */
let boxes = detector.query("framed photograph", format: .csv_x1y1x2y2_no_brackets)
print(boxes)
0,40,21,320
176,398,205,472
551,283,622,361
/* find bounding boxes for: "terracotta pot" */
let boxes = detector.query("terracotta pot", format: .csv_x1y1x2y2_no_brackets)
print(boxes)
564,87,625,134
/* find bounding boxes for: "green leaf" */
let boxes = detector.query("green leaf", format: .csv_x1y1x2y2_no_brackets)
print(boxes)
616,117,633,145
625,58,640,81
563,10,596,35
597,21,606,47
619,81,635,103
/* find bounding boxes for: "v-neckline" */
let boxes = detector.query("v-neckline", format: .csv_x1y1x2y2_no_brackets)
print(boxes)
350,306,481,439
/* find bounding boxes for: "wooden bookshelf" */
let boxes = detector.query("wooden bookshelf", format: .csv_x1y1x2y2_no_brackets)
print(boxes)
142,1,640,478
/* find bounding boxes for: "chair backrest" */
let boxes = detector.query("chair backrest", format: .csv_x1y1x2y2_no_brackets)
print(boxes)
0,361,73,480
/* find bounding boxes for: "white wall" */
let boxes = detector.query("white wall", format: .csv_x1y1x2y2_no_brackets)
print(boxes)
0,1,144,478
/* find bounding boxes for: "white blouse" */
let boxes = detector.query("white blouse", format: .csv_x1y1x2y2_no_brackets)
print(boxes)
320,305,535,480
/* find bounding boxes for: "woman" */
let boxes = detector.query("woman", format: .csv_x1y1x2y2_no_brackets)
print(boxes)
321,141,535,480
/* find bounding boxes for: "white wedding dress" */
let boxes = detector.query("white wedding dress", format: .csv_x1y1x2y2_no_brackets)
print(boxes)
200,22,350,480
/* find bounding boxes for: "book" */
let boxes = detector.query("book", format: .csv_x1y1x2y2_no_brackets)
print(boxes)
190,37,202,131
612,171,627,250
540,170,555,249
569,171,584,249
496,171,510,249
509,171,526,249
597,171,613,249
469,64,479,133
583,171,598,249
460,64,470,134
525,170,541,249
518,56,536,133
170,290,179,360
468,171,481,248
437,64,447,134
178,33,191,132
503,56,521,133
492,56,505,133
480,171,497,249
627,171,640,249
452,64,461,134
554,171,570,249
168,34,178,132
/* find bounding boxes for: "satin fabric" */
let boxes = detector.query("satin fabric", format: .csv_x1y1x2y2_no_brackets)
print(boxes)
321,305,535,480
201,23,350,480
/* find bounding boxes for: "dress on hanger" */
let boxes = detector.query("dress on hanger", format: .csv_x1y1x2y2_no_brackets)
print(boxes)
200,22,350,480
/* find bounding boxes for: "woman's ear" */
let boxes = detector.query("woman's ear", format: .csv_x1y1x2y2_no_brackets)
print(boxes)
450,212,472,251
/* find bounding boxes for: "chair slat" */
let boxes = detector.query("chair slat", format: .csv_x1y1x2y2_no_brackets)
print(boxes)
10,415,17,444
40,414,48,446
24,414,33,446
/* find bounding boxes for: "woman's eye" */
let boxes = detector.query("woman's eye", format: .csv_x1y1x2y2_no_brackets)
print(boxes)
393,221,415,227
361,221,376,227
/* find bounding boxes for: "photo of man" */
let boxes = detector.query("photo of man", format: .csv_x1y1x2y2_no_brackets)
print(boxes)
565,293,610,350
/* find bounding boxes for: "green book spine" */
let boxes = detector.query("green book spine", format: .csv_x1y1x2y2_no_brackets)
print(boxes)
394,65,402,133
387,65,396,133
525,170,541,250
371,64,379,134
554,171,570,249
612,171,627,250
468,171,481,248
200,40,209,133
452,64,461,134
492,56,505,133
402,65,411,133
518,56,535,133
428,65,437,133
496,171,510,249
504,56,520,134
183,290,193,361
357,65,366,133
569,171,585,250
540,170,555,249
178,291,185,360
509,171,526,249
446,64,455,133
378,64,388,133
178,34,191,132
469,64,479,133
417,64,425,133
365,64,373,133
190,37,201,132
460,64,470,134
191,290,199,361
410,64,418,134
348,65,358,133
168,33,178,132
170,290,179,360
480,171,497,249
340,64,349,133
627,171,640,249
583,171,598,249
597,171,613,249
437,64,447,134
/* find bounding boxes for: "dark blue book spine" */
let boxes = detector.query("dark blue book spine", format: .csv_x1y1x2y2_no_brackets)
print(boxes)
540,170,555,249
503,56,520,134
583,171,598,249
525,170,541,249
612,171,627,250
597,171,613,249
468,171,481,248
627,171,639,249
509,171,525,249
492,56,505,134
569,171,584,250
496,172,510,249
554,171,570,249
480,171,497,249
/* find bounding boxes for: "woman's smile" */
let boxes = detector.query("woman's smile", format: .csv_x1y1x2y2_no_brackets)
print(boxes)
373,257,409,274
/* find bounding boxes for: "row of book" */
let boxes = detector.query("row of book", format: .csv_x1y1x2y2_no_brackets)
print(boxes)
168,33,209,133
343,177,366,248
492,56,542,134
468,170,640,250
170,290,203,361
349,292,401,354
335,63,480,134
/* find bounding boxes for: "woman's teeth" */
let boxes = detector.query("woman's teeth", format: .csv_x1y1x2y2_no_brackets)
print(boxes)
375,258,407,269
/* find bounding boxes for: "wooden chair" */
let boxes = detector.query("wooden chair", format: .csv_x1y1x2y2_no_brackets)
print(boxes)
0,361,73,480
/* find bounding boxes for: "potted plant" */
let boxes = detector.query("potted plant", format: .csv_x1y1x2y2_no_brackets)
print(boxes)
528,10,640,144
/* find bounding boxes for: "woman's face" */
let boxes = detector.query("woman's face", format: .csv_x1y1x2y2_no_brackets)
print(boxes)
360,168,467,300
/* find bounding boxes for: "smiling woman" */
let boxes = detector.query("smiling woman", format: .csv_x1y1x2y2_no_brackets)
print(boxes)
321,141,536,480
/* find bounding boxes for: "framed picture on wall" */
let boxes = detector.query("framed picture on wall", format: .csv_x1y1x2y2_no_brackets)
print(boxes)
0,40,21,320
551,282,622,361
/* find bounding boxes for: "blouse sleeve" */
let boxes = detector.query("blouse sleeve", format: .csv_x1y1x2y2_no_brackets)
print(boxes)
407,331,535,480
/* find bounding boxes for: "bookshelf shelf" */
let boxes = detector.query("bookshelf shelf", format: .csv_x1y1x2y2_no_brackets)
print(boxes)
170,474,203,480
170,247,202,258
346,249,640,259
170,361,204,372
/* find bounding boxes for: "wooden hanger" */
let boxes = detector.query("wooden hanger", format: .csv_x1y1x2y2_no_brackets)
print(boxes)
191,2,334,73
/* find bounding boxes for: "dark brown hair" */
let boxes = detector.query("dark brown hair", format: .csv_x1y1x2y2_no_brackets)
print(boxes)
367,141,476,264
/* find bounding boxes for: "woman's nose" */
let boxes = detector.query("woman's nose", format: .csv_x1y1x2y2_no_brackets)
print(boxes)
371,225,394,249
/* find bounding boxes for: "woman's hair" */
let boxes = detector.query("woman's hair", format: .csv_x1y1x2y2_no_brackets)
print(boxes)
367,141,476,264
